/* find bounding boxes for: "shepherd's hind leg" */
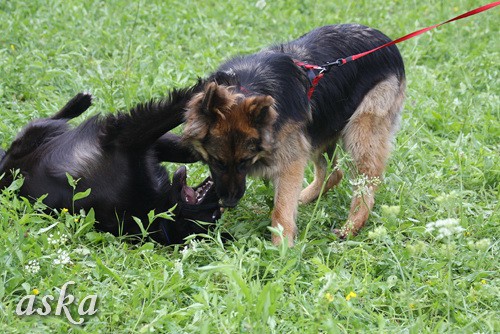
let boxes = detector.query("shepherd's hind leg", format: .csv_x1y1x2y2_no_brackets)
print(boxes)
299,147,343,204
335,76,405,238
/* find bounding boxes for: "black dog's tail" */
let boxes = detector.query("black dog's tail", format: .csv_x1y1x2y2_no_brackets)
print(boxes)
102,79,205,151
51,92,93,120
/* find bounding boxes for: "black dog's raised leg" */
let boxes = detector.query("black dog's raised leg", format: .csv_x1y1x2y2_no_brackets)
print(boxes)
103,81,204,151
51,92,93,120
154,133,200,163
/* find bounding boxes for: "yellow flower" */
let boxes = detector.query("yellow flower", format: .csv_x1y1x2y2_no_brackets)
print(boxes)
62,208,69,213
409,303,416,309
74,218,79,223
345,291,357,301
32,288,40,295
480,279,487,285
325,292,334,302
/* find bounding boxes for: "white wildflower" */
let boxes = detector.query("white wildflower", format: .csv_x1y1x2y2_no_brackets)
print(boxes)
407,241,428,255
180,246,189,257
381,205,400,217
53,249,72,265
339,219,356,236
435,191,459,204
467,238,491,252
59,233,69,244
474,238,491,251
315,208,329,220
329,241,345,254
47,233,57,245
368,226,388,240
174,259,184,278
25,260,41,274
189,239,200,252
74,247,91,255
47,232,69,246
426,218,464,240
350,175,381,197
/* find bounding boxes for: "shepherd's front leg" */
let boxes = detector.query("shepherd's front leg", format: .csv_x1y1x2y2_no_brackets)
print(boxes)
271,157,307,247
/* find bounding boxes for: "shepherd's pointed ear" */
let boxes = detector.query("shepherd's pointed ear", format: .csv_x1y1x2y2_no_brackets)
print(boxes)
200,82,220,118
247,96,277,127
197,82,237,121
183,82,235,156
186,82,236,122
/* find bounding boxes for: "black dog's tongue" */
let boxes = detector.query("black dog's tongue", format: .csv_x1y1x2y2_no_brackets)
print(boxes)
182,185,197,205
173,166,195,204
173,166,214,205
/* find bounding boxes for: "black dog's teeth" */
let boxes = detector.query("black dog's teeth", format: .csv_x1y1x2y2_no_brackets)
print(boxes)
194,179,214,204
183,178,214,205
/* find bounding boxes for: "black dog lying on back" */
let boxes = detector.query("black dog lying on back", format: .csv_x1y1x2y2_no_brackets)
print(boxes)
0,89,221,245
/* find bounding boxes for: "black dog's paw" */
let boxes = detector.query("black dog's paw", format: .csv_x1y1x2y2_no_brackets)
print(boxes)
52,92,93,120
76,91,93,111
81,91,94,104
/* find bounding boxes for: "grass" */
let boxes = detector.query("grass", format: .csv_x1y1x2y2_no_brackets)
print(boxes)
0,0,498,332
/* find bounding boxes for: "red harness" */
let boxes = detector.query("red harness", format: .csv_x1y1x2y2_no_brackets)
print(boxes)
294,1,499,99
292,60,327,100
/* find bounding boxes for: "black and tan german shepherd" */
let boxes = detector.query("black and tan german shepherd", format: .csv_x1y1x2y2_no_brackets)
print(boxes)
182,24,406,246
0,89,221,245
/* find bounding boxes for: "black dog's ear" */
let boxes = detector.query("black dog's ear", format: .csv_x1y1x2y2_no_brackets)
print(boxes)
0,149,5,161
171,165,187,196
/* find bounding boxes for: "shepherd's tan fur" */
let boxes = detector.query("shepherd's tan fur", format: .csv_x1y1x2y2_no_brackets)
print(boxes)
182,24,406,246
184,76,405,246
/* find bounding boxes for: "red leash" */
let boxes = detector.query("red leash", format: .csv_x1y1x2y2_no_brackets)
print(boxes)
297,1,500,99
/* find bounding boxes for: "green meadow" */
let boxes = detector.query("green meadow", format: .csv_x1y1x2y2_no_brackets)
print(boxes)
0,0,498,332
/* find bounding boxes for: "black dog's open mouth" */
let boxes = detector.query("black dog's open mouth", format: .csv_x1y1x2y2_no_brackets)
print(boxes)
174,166,215,205
183,178,214,204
